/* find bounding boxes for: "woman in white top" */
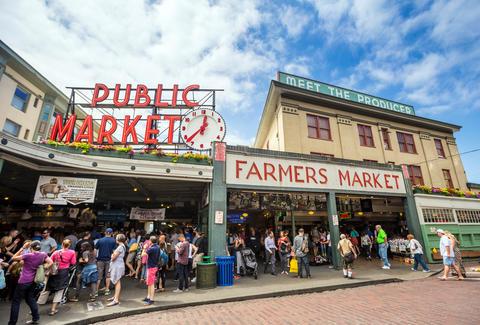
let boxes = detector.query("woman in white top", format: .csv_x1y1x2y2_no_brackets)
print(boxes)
107,234,126,307
407,234,430,272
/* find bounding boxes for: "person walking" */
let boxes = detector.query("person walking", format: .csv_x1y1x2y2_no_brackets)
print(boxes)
143,236,160,306
234,234,245,276
350,227,360,255
106,234,127,306
74,241,97,302
173,234,189,293
95,228,116,296
444,231,466,278
156,235,169,292
337,234,357,279
407,234,430,272
360,232,372,260
8,240,53,325
264,231,277,275
47,239,76,316
376,225,390,269
437,229,463,281
277,231,291,275
40,230,57,256
293,229,311,279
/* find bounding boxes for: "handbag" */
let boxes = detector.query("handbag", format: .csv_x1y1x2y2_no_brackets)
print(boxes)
289,258,298,273
34,265,45,284
301,237,309,254
50,251,63,276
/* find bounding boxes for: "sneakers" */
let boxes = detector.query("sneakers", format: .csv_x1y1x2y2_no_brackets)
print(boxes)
104,290,111,296
172,289,183,293
411,268,417,271
143,299,154,306
184,288,189,292
382,265,391,270
423,270,431,273
142,297,149,302
191,277,196,283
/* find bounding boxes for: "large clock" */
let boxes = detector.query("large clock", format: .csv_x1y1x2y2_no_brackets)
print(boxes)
180,108,226,150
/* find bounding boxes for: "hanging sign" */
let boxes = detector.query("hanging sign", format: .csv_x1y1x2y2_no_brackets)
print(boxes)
226,153,406,194
33,176,97,205
278,72,415,115
130,207,166,221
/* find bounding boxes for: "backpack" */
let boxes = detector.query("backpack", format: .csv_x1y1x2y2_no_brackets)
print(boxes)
301,237,309,254
158,248,169,267
280,241,289,254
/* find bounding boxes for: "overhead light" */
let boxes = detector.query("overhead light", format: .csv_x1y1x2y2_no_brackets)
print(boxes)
242,212,248,217
146,197,150,201
133,187,138,192
307,210,314,215
161,203,164,207
4,197,9,201
357,211,364,216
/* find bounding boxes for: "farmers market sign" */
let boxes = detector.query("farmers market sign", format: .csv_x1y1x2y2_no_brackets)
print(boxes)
278,72,415,116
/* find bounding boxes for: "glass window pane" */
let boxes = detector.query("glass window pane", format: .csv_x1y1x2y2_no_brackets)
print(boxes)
319,129,330,140
307,115,316,127
3,119,20,136
308,127,318,138
319,117,329,129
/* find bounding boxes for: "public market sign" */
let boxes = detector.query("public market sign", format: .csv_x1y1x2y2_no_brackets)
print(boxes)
33,176,98,205
49,83,226,150
226,154,406,194
278,72,415,116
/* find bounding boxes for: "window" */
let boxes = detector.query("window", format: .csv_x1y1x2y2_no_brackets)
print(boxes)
434,139,446,158
407,165,424,185
307,114,331,140
33,97,40,108
357,124,374,147
311,152,334,158
397,132,417,153
381,128,392,150
387,161,395,165
363,159,378,163
11,87,30,112
422,208,455,223
442,169,454,188
24,128,30,140
457,210,480,224
3,119,21,137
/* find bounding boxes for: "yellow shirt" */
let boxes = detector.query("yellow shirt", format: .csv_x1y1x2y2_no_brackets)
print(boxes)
337,239,352,255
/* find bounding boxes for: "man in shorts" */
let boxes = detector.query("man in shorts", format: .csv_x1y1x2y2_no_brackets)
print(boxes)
437,229,464,280
95,228,116,295
143,236,160,305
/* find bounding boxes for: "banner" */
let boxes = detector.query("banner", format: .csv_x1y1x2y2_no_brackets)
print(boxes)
130,207,166,221
33,176,97,205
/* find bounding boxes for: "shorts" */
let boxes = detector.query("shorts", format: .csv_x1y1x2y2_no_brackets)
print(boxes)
97,260,111,282
127,252,136,264
443,256,455,266
343,258,353,269
146,267,158,286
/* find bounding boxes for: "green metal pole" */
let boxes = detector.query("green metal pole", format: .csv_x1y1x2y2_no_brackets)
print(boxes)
402,178,427,261
291,209,296,239
207,142,227,258
326,191,341,269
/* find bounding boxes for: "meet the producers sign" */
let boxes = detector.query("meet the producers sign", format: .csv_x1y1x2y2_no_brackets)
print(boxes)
278,72,415,115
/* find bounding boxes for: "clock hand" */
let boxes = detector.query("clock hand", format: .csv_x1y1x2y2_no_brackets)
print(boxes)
200,116,209,135
186,127,203,143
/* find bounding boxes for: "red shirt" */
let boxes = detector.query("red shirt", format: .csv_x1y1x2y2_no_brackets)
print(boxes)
52,249,76,269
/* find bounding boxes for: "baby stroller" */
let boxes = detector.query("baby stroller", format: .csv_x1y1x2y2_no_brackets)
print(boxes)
60,265,77,304
240,248,258,279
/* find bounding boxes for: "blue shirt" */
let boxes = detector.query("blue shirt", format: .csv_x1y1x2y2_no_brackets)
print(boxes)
95,236,116,261
147,244,160,268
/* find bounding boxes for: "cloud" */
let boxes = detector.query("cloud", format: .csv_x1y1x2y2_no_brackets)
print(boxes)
279,5,311,38
284,57,310,77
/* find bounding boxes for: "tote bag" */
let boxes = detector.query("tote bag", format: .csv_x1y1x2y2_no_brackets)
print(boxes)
289,258,298,274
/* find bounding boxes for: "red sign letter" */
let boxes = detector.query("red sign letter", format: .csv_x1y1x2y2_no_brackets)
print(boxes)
264,163,277,182
134,84,151,107
236,160,247,178
182,84,200,107
74,115,94,143
338,170,350,186
305,167,317,184
318,168,328,184
171,84,178,107
246,162,263,180
279,164,293,182
164,115,181,144
50,114,76,143
97,115,117,144
144,115,161,144
113,84,131,107
91,83,109,107
154,84,169,107
122,115,142,144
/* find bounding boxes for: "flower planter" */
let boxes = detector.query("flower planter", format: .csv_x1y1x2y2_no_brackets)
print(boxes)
89,150,131,159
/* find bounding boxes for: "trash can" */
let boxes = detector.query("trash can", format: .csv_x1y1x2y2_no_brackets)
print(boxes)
196,261,217,289
216,256,234,286
203,255,212,263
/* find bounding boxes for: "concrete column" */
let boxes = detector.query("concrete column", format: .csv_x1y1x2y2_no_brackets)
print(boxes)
326,191,341,269
207,142,227,258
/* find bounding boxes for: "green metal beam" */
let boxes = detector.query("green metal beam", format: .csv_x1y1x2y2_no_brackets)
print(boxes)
326,191,341,269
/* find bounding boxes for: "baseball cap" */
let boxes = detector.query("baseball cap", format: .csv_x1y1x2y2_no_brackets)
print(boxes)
105,228,113,233
436,229,445,234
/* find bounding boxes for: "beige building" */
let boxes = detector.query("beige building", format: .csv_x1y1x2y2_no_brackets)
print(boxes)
254,72,468,190
0,40,92,143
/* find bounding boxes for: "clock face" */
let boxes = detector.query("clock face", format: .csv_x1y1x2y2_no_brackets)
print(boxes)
180,109,226,150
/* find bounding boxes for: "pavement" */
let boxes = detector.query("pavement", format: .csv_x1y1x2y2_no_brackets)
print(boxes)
97,274,480,325
0,257,468,325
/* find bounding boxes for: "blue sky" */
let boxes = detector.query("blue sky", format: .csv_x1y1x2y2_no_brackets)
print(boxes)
0,0,479,182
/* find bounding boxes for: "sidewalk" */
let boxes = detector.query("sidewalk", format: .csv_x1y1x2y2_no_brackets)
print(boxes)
0,259,443,325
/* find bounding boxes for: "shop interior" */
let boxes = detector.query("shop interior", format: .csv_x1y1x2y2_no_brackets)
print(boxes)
0,159,208,240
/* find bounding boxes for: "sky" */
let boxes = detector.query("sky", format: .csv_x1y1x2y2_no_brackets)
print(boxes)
0,0,479,182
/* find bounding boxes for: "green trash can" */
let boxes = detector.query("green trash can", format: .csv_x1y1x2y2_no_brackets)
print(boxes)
196,261,217,289
203,256,212,263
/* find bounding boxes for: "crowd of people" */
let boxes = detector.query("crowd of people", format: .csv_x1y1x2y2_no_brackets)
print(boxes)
0,227,207,324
